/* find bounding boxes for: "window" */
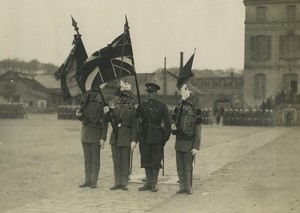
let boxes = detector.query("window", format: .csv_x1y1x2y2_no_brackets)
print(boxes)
254,74,266,98
257,7,266,21
250,36,271,59
287,5,296,20
279,35,300,59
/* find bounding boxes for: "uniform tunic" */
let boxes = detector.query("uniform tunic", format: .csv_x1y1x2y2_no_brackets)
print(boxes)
136,98,171,169
173,106,201,192
108,103,138,186
78,95,108,186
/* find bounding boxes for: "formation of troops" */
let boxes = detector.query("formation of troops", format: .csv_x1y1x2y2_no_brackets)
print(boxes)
57,105,80,120
0,101,274,128
0,102,27,119
222,109,274,126
59,104,213,125
57,105,274,127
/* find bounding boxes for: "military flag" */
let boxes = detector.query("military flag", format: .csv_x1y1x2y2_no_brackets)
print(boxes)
176,51,195,90
54,17,88,100
76,18,135,92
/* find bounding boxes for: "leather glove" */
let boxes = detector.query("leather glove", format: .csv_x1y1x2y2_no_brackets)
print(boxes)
75,109,82,117
131,141,137,151
171,123,177,131
100,140,105,149
103,106,110,114
191,149,199,156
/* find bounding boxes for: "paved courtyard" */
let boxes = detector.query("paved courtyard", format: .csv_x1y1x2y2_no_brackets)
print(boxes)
0,114,299,212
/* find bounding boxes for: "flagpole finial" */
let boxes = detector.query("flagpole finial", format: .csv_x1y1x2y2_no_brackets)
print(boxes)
71,15,81,45
71,15,80,35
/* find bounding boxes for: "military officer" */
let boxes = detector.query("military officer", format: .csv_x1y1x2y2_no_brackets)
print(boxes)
75,88,108,189
171,84,201,195
106,81,138,191
135,82,171,192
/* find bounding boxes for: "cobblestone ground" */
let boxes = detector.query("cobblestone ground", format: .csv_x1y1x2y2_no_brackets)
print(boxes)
0,114,296,213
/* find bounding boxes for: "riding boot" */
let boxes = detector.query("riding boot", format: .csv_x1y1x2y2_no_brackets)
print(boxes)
151,168,159,192
138,168,152,191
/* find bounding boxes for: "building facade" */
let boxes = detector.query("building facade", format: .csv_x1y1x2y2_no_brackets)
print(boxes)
244,0,300,108
0,71,62,112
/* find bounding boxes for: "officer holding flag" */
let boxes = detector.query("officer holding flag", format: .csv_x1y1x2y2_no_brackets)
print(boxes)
171,84,201,195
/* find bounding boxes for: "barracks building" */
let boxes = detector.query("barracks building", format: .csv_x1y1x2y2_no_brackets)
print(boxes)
243,0,300,125
0,71,63,113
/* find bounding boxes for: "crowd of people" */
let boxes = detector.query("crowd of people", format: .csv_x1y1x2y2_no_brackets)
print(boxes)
0,102,27,119
260,89,300,111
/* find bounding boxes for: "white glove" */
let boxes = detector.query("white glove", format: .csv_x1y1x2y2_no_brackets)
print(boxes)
191,149,199,156
103,106,110,114
171,123,177,131
100,140,105,149
131,141,137,151
75,110,82,117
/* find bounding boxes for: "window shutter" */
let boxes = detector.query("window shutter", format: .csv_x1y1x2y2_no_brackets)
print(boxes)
297,35,300,57
250,36,256,58
267,36,271,58
279,36,284,58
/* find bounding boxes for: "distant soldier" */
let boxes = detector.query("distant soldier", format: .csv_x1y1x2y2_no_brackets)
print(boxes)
75,89,108,188
135,83,171,192
106,81,138,191
286,110,292,127
171,85,201,195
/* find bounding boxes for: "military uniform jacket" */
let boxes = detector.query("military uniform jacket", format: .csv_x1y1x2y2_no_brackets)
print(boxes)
174,108,201,152
109,104,138,146
79,97,108,143
137,98,171,144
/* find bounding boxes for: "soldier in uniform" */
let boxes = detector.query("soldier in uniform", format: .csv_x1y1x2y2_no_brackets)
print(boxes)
171,85,201,195
106,81,138,191
75,88,108,188
135,83,171,192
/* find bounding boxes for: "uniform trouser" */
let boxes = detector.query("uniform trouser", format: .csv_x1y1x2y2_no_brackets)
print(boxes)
82,142,100,185
111,144,130,186
176,150,193,192
139,142,163,169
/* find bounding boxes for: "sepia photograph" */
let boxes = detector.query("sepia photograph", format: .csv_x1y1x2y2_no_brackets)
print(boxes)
0,0,299,212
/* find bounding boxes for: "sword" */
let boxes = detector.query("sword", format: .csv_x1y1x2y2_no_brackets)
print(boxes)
129,150,133,175
191,155,195,187
162,147,165,176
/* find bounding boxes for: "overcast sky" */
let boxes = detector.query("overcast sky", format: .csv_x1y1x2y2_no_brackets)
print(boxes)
0,0,245,73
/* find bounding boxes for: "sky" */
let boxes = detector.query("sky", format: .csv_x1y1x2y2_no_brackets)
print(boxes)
0,0,245,73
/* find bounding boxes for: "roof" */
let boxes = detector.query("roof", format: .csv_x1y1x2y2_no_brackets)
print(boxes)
0,71,47,90
34,74,60,89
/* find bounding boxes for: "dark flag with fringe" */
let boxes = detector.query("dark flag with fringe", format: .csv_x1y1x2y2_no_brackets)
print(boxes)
176,52,195,90
54,35,88,100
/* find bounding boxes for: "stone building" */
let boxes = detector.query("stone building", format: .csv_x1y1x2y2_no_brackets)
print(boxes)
243,0,300,108
0,71,62,112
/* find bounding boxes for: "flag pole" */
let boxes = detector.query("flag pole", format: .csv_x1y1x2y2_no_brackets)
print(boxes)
97,84,118,139
125,15,141,105
118,15,127,80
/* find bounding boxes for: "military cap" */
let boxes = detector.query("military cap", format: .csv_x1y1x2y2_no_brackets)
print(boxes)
145,83,160,92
